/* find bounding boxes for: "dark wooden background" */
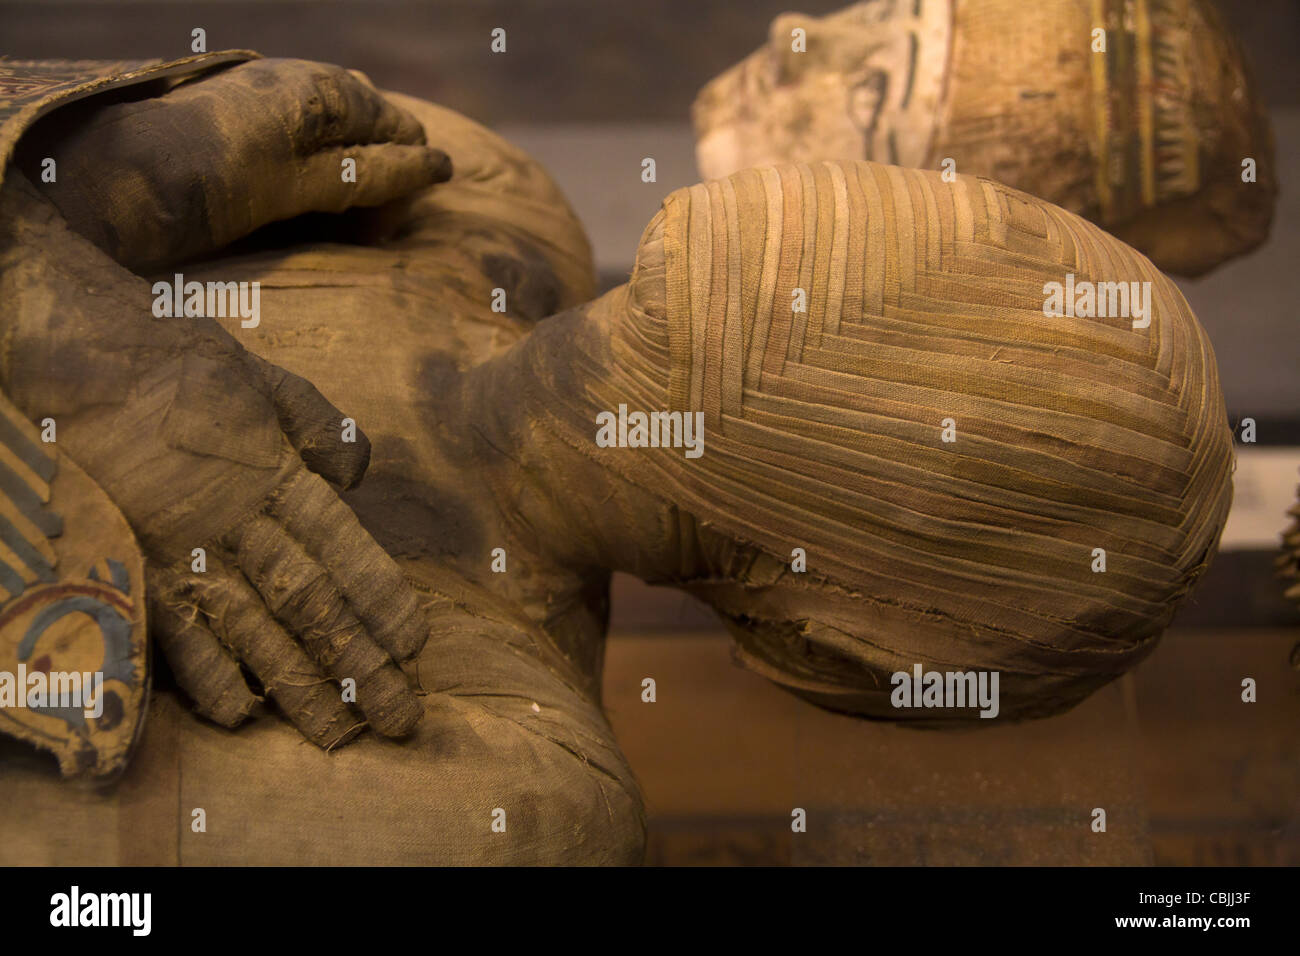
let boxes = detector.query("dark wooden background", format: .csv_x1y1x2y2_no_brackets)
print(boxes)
3,0,1297,119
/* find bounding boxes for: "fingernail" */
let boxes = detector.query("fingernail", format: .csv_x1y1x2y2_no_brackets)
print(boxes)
427,148,453,184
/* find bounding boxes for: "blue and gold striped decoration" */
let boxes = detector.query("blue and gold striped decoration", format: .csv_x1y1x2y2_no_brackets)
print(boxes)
0,397,59,603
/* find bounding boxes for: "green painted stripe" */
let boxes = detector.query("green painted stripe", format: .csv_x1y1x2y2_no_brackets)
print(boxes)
0,411,55,483
0,555,28,599
0,511,58,580
0,458,61,538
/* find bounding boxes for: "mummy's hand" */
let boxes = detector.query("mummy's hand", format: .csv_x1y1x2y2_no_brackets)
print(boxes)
1,173,430,748
18,57,452,272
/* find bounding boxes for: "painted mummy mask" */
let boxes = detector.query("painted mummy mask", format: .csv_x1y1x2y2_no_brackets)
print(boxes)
694,0,1276,276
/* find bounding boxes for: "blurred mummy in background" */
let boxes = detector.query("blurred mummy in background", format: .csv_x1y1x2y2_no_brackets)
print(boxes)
694,0,1277,276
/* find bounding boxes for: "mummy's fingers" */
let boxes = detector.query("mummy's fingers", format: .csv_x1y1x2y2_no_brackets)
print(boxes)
225,514,422,738
269,469,430,663
188,552,362,749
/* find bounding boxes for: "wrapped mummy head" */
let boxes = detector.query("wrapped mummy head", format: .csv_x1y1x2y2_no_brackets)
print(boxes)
546,160,1232,721
693,0,1276,276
